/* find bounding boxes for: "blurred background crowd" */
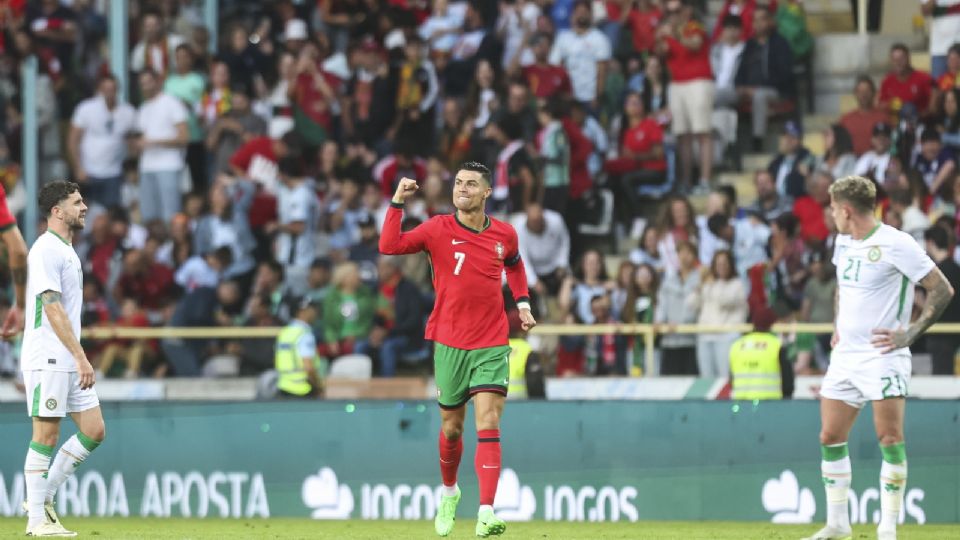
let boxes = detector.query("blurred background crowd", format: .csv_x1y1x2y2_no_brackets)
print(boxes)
0,0,956,382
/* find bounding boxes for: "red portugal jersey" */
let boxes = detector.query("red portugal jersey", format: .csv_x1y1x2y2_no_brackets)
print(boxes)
379,205,530,350
0,184,15,231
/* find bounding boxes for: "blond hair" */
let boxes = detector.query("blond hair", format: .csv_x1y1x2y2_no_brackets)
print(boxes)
331,262,360,289
828,175,876,215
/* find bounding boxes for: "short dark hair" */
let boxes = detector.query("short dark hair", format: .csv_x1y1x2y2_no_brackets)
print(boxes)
924,224,953,251
262,259,284,281
210,246,234,268
38,181,80,218
949,43,960,58
722,14,743,29
175,43,193,56
707,213,730,237
855,74,876,92
890,43,910,56
457,161,492,186
495,113,523,141
920,127,941,143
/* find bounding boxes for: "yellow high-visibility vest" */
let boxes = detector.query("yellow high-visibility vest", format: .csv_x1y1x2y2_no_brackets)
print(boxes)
275,322,314,396
729,332,783,400
508,338,532,399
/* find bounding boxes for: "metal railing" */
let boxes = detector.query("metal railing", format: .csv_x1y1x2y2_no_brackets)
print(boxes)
81,323,960,376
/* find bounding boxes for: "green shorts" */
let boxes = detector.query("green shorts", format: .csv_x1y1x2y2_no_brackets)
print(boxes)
434,343,511,409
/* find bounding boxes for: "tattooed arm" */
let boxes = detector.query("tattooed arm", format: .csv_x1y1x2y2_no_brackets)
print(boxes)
871,267,956,354
41,290,95,389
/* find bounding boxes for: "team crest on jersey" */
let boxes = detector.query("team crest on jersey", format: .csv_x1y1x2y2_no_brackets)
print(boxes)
495,242,504,260
45,398,57,410
868,246,881,262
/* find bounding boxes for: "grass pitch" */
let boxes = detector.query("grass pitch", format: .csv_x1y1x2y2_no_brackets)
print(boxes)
1,518,958,539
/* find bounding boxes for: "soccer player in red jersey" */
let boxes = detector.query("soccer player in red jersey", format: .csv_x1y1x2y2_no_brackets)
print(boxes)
0,182,27,337
379,162,536,538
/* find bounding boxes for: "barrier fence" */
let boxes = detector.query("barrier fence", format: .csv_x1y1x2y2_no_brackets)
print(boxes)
80,323,960,377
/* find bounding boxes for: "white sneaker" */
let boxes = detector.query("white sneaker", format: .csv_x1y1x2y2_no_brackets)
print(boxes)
800,525,853,540
877,528,897,540
25,521,76,537
21,500,60,524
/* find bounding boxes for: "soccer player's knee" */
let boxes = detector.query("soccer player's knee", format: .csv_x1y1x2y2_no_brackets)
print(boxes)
84,423,106,443
877,433,902,446
35,433,58,447
442,425,463,441
819,430,846,446
476,409,500,431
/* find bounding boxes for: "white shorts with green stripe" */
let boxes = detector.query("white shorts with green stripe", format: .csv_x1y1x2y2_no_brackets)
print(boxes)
22,370,100,418
820,353,911,409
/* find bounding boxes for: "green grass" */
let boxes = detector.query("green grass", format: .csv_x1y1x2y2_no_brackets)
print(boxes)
1,518,958,539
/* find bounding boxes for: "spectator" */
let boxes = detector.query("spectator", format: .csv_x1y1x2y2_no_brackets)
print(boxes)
251,260,292,323
559,249,612,325
229,131,301,196
711,14,745,111
419,0,468,55
549,0,611,109
219,24,268,91
263,51,298,140
797,248,836,373
206,83,268,176
326,175,369,254
816,124,857,180
536,97,572,214
792,170,832,244
658,0,714,191
853,121,894,184
710,0,773,43
912,127,957,201
67,74,136,209
282,18,310,56
775,0,812,61
924,225,960,375
272,157,321,296
486,113,537,213
497,0,541,69
367,255,426,376
113,249,176,320
767,120,815,198
501,80,540,142
290,42,340,147
887,188,927,243
655,240,700,375
640,54,670,124
622,0,663,56
194,177,257,292
373,142,429,200
175,246,232,294
693,249,747,377
465,58,501,133
939,88,960,152
707,210,771,281
323,261,378,358
570,100,608,180
936,43,960,92
437,98,473,172
629,225,665,273
130,10,185,79
734,5,795,152
604,91,668,225
393,35,439,156
921,0,960,79
348,214,381,287
25,0,78,80
656,195,699,276
97,298,152,379
342,38,395,153
444,4,501,97
134,69,190,223
164,44,207,193
513,32,572,100
767,211,807,312
839,75,889,156
879,43,934,119
512,202,571,299
622,263,659,373
585,294,628,376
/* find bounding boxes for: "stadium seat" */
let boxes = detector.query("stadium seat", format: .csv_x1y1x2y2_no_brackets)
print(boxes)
329,354,374,379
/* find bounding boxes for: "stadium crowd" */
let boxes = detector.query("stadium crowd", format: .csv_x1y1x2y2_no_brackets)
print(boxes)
0,0,957,381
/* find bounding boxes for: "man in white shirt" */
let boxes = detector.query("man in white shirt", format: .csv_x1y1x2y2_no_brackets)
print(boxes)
134,69,189,223
68,74,136,209
549,1,611,108
707,212,771,281
21,181,104,537
921,0,960,79
419,0,468,54
853,122,894,184
129,9,185,78
511,203,570,297
802,175,954,540
274,158,320,297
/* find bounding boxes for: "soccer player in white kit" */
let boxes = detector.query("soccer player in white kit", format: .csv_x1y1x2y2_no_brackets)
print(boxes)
803,176,954,540
22,182,105,537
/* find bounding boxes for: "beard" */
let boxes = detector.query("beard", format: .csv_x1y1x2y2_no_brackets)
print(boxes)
67,215,85,231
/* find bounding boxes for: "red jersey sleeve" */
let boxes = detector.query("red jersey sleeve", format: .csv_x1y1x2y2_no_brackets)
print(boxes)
379,203,432,255
0,184,15,231
503,226,530,304
229,140,257,173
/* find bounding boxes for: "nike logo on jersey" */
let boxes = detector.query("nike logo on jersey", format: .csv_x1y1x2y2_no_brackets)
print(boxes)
451,239,467,245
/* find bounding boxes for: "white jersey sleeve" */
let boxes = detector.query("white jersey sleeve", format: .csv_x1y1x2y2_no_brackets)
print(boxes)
889,229,936,284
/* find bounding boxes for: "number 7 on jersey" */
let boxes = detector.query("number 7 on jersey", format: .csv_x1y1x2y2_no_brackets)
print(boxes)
453,252,465,276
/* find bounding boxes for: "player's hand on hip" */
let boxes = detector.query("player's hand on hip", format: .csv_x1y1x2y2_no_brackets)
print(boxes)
392,177,419,204
871,327,910,354
519,308,537,331
76,357,96,390
0,305,23,338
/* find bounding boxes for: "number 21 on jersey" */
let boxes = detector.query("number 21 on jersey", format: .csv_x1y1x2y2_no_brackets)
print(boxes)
842,258,861,282
453,252,465,275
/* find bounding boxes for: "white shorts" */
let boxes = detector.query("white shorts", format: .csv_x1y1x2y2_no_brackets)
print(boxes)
669,79,715,135
23,370,100,418
820,354,911,409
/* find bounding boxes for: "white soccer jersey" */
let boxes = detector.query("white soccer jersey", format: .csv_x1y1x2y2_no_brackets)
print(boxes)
20,231,84,372
832,223,935,358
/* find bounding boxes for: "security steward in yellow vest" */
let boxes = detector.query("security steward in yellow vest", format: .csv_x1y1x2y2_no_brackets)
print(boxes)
506,309,545,399
275,299,324,398
729,307,794,400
